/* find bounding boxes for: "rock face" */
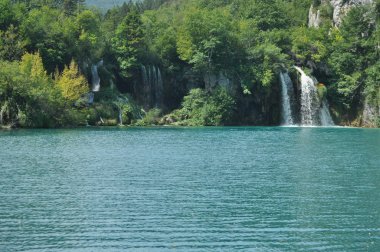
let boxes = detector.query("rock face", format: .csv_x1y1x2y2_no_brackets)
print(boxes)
308,6,322,28
363,101,379,127
203,72,232,92
330,0,373,26
309,0,373,27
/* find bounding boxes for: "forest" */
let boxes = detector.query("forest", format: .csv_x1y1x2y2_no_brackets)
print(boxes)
0,0,379,128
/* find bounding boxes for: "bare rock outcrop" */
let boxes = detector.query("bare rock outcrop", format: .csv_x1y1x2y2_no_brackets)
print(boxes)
308,0,374,27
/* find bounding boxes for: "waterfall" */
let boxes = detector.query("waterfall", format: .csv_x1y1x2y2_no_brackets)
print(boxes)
294,66,319,126
141,65,163,108
91,60,103,92
116,96,129,126
152,66,157,105
141,65,148,87
88,92,94,104
293,66,335,126
118,108,123,126
320,100,334,126
156,67,163,107
280,72,295,125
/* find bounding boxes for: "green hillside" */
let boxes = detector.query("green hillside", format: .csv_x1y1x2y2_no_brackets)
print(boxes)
0,0,379,128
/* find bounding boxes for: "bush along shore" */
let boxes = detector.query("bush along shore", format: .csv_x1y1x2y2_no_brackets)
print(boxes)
0,0,379,128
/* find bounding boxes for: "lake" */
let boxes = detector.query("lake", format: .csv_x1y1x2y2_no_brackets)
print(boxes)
0,127,379,251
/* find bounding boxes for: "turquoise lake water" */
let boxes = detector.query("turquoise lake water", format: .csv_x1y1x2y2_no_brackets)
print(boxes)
0,127,379,251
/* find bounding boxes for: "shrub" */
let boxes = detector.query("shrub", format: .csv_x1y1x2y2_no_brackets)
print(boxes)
166,87,235,126
135,108,162,126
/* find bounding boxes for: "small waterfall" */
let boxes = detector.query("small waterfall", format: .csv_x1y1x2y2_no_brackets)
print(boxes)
116,96,129,126
279,72,295,125
320,100,334,126
141,65,148,87
88,92,94,104
294,66,319,126
141,65,163,108
152,66,157,105
91,60,103,92
118,108,123,126
156,67,163,107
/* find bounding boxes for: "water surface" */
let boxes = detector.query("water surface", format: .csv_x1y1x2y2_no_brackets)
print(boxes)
0,127,379,251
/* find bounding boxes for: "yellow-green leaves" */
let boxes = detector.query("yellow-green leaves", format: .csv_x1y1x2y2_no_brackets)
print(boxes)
56,60,89,101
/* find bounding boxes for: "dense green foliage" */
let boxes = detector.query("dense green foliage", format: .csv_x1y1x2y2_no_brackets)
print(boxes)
0,0,379,127
0,52,80,127
163,88,235,126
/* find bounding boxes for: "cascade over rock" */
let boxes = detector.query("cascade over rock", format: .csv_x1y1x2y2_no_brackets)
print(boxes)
320,100,335,126
91,60,103,92
294,67,320,125
141,65,164,108
279,72,296,125
292,66,335,126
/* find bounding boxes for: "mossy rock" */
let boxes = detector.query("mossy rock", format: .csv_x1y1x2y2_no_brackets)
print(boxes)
101,119,118,126
317,83,327,101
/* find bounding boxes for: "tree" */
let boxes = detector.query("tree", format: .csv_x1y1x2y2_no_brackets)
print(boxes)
0,25,25,61
76,9,102,60
0,0,14,30
56,60,89,101
248,42,288,88
20,6,73,72
176,7,239,74
112,7,144,78
364,62,380,107
19,51,51,89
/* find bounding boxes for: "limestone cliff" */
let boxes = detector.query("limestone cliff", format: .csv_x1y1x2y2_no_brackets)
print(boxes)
309,0,374,27
363,101,380,127
308,5,322,28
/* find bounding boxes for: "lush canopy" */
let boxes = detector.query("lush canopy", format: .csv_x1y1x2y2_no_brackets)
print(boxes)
0,0,379,127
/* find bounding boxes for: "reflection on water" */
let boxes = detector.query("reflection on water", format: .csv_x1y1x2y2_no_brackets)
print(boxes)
0,127,379,251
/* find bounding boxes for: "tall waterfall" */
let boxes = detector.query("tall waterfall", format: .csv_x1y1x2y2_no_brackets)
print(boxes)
141,65,163,107
293,66,334,126
294,66,319,126
91,60,103,92
280,72,295,125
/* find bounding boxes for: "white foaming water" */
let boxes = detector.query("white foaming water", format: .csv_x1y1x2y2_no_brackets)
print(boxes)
91,60,103,92
320,100,335,126
294,66,319,126
293,66,335,126
118,108,123,126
